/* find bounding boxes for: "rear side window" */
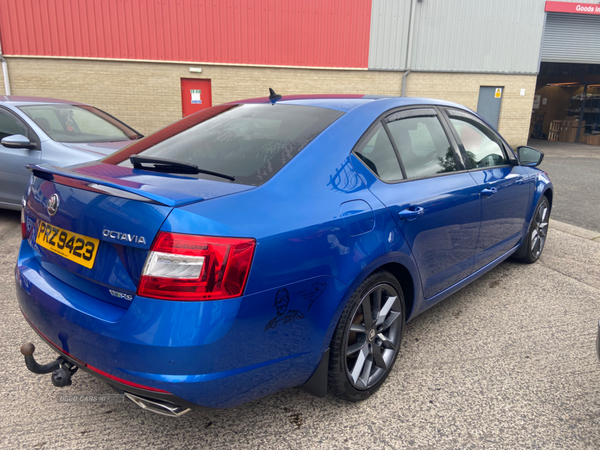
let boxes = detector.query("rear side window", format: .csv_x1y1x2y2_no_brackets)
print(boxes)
118,104,343,186
353,123,404,182
386,115,459,179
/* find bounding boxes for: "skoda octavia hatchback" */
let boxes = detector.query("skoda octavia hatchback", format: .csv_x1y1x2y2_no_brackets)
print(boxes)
16,94,552,416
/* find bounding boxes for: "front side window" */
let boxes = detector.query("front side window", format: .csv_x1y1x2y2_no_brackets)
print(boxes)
353,122,404,182
116,104,344,186
19,104,140,143
447,110,507,169
0,110,30,141
386,115,459,179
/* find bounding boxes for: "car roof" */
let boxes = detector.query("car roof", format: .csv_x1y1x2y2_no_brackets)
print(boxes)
232,94,471,114
0,95,87,106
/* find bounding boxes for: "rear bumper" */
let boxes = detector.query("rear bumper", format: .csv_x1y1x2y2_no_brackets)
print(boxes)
16,240,345,408
23,314,206,413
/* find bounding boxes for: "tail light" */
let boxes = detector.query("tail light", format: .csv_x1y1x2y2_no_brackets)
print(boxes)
138,232,256,301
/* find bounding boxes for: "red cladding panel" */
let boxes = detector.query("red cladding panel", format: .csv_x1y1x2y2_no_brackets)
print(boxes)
0,0,372,68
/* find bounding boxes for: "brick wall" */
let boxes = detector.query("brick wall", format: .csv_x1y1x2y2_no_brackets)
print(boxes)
406,72,537,147
1,58,401,136
1,58,535,146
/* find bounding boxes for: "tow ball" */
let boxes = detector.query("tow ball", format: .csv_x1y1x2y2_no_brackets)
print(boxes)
20,342,78,387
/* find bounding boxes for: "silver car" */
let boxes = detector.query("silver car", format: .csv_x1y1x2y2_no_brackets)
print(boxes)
0,96,142,210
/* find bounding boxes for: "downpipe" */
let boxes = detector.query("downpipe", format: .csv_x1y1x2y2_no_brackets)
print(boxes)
0,24,11,95
1,59,9,95
401,70,411,98
401,0,418,97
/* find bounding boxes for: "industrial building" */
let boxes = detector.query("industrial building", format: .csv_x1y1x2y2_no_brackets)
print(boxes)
0,0,599,147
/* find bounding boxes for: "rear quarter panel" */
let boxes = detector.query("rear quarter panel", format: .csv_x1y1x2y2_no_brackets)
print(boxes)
159,104,422,385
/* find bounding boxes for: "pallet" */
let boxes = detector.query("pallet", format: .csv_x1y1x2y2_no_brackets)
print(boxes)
547,120,561,141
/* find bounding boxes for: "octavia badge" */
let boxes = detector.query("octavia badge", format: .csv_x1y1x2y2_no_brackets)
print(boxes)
47,194,59,217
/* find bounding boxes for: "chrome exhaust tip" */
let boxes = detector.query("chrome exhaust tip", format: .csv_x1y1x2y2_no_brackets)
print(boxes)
125,392,191,417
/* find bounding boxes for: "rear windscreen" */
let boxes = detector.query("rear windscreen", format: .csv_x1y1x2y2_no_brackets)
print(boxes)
117,104,344,186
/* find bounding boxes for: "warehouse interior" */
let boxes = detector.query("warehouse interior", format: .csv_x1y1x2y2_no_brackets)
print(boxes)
531,62,600,146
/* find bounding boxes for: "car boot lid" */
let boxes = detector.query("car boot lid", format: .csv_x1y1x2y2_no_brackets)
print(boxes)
28,163,255,207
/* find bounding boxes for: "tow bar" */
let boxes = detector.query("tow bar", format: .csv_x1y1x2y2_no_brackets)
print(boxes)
20,342,78,387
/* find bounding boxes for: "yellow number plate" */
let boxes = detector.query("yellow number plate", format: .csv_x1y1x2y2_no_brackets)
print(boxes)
36,221,100,269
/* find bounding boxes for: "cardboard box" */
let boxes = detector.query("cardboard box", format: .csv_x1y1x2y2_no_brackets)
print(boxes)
586,134,600,146
566,122,585,143
559,124,570,142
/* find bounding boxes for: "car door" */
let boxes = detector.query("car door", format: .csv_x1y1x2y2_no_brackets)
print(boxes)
354,107,482,299
0,108,41,207
441,108,532,270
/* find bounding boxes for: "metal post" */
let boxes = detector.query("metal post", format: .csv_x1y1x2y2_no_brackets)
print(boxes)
575,84,587,144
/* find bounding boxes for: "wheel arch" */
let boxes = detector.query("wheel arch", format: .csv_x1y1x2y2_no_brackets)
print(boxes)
528,174,553,227
542,186,553,210
513,183,553,261
377,262,415,321
327,252,421,349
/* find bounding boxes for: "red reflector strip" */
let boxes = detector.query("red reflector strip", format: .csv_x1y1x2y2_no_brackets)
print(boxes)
22,313,75,357
21,310,169,394
87,365,169,393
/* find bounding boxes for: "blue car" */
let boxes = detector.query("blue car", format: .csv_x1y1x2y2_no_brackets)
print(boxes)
16,94,552,416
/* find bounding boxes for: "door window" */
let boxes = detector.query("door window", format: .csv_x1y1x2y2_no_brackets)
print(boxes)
0,110,30,141
386,114,460,179
447,110,507,169
353,122,404,182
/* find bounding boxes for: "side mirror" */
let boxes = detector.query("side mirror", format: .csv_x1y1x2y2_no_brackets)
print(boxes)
1,134,35,149
517,146,544,167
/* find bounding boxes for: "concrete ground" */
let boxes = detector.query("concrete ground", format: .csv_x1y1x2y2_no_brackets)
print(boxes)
531,139,600,233
1,142,600,449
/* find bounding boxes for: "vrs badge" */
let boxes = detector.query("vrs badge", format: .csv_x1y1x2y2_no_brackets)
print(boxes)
47,194,59,217
109,290,133,301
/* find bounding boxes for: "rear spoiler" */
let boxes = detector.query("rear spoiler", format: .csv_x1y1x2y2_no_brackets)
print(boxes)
27,163,202,207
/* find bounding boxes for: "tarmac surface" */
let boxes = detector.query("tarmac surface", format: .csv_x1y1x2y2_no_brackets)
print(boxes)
532,139,600,233
1,141,600,449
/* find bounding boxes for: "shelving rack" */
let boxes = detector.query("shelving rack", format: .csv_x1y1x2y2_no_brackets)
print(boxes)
566,93,600,135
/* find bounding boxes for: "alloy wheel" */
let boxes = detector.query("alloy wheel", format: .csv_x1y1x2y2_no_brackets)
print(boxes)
531,202,549,259
344,283,403,390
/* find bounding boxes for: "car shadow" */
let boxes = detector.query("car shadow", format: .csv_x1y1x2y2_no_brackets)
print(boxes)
0,209,20,225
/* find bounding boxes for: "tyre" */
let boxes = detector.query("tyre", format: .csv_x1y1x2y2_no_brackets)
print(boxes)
517,196,550,264
328,271,405,402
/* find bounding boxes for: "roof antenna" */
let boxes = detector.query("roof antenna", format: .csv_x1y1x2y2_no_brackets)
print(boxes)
268,88,282,105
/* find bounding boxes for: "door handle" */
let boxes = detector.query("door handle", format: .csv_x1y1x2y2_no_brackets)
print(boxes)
481,187,497,198
398,206,424,221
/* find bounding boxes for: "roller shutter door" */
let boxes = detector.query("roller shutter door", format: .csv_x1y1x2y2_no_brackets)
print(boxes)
541,13,600,64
